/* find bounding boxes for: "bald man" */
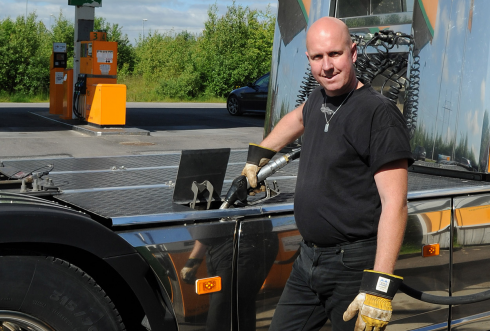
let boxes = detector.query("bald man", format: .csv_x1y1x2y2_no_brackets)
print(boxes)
241,17,413,330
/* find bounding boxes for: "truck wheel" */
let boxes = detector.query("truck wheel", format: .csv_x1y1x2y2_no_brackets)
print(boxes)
0,256,125,331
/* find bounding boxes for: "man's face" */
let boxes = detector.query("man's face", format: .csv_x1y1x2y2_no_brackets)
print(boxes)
306,30,357,96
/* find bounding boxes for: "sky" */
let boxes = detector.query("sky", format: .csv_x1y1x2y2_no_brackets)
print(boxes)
1,0,277,43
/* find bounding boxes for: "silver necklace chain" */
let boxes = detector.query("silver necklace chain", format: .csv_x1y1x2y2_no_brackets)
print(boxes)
320,88,356,132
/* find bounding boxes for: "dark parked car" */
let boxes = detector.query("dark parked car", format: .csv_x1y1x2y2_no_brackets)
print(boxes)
227,72,270,116
413,146,426,161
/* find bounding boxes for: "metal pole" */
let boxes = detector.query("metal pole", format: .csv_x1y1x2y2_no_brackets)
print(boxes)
143,19,148,41
25,0,28,22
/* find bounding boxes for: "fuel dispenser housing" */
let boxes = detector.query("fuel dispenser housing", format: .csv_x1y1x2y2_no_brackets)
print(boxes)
80,32,117,76
62,69,73,120
74,31,126,126
49,43,67,115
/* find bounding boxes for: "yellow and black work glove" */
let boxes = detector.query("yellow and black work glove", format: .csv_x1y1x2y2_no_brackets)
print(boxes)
343,270,403,331
241,143,277,193
180,258,203,284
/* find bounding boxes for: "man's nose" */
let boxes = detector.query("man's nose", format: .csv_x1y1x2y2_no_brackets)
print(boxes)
322,57,333,71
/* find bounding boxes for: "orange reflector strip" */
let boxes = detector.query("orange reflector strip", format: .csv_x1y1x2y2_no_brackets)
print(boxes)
422,243,440,257
196,276,222,295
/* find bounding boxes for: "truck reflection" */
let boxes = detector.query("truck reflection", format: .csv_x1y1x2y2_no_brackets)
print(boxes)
178,221,278,331
237,217,302,329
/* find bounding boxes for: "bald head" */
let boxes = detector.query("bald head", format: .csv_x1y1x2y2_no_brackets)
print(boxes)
305,17,359,96
306,17,352,53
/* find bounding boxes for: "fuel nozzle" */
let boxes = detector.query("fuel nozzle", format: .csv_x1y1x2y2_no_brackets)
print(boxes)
219,148,301,209
219,175,249,209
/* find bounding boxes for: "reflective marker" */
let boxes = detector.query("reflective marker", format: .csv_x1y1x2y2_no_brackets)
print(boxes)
196,276,222,295
422,243,440,257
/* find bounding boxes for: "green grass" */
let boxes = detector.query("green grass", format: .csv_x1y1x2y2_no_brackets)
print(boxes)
0,91,49,103
119,75,226,103
399,244,422,256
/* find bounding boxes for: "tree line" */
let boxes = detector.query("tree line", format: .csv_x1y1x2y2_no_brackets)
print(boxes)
0,2,275,100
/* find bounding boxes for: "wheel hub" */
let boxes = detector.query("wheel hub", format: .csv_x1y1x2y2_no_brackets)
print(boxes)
0,311,53,331
227,97,240,114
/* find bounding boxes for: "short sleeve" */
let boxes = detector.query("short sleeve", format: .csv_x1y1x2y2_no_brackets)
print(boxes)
303,86,323,126
370,102,414,173
302,100,309,124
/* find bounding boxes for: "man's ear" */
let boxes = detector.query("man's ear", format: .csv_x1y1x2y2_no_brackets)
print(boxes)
306,52,313,67
351,42,358,63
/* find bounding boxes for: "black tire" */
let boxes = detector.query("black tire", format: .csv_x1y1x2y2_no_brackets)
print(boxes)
227,95,243,116
0,256,125,331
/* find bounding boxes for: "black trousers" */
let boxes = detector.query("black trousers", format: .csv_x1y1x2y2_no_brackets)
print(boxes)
269,238,377,331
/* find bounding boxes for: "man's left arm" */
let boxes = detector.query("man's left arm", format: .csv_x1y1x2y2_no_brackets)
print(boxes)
343,158,408,331
373,158,408,274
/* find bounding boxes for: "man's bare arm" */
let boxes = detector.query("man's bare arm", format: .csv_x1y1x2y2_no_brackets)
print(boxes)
259,104,305,151
189,240,208,259
373,159,408,274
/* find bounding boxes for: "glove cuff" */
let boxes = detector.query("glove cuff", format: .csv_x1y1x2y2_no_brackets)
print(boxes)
359,270,403,300
184,258,203,268
247,143,277,166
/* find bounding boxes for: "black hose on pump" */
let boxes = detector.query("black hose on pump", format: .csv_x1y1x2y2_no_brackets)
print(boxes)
72,77,85,120
399,283,490,305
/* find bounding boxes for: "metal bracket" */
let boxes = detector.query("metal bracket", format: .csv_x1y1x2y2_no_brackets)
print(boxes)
247,180,280,206
190,180,214,210
18,175,61,196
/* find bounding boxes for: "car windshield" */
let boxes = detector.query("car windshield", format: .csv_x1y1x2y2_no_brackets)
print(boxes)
255,74,269,88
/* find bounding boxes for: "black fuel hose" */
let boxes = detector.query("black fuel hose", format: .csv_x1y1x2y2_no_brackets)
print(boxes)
399,283,490,305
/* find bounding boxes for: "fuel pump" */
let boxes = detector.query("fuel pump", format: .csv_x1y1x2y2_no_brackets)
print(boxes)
73,31,126,126
49,43,67,115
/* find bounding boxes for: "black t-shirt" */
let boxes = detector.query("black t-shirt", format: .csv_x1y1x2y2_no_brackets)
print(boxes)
294,84,413,246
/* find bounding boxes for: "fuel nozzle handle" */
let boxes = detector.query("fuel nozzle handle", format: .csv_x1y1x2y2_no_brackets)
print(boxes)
255,148,300,184
219,148,301,209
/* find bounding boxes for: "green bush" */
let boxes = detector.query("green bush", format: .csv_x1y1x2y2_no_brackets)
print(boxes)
133,1,275,100
0,14,51,95
157,69,202,100
195,2,275,97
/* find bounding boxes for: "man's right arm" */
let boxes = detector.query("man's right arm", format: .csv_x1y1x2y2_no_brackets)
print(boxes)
241,104,305,188
259,104,305,150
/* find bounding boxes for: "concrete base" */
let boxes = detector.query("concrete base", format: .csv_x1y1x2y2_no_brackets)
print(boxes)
30,111,150,136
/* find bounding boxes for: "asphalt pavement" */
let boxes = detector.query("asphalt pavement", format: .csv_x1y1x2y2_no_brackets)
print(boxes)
0,102,265,159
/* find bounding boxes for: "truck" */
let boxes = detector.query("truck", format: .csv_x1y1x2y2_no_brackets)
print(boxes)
2,0,490,330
